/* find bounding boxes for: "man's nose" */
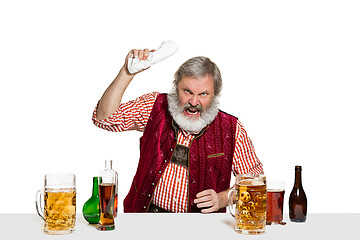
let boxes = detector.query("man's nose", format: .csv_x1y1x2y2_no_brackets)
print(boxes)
189,95,199,107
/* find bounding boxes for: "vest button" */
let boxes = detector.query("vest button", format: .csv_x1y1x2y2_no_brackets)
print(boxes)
164,160,167,163
147,194,151,198
158,171,162,174
143,206,147,209
170,148,173,152
151,182,155,186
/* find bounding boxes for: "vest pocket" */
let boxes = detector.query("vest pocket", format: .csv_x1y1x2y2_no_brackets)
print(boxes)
207,152,225,158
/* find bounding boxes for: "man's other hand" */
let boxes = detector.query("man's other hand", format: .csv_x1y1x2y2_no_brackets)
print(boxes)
194,189,224,213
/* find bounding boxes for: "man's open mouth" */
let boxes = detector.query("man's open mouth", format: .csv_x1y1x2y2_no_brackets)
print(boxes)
186,108,199,115
184,107,201,117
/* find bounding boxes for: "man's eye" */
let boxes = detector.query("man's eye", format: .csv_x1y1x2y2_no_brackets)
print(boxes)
200,93,207,96
184,89,191,93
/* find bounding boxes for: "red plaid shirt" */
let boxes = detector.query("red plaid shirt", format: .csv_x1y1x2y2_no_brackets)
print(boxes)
93,92,263,212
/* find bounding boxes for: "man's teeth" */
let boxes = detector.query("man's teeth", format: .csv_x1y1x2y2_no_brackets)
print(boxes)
186,109,199,115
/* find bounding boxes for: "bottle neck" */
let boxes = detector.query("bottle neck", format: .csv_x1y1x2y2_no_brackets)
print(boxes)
105,160,112,170
92,177,99,196
294,169,302,187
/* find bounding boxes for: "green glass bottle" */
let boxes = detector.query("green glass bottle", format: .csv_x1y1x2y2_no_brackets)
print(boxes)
82,176,100,224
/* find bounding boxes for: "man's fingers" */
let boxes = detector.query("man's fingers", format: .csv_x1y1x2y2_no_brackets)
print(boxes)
132,49,138,58
194,190,213,204
130,48,151,61
196,189,213,198
201,206,217,214
194,189,222,213
194,195,212,204
138,50,144,60
196,200,214,209
143,48,150,59
125,51,133,64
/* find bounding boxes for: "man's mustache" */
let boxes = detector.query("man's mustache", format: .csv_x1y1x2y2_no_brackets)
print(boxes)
182,102,203,112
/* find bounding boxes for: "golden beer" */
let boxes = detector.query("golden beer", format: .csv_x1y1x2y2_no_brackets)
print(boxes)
235,181,266,234
44,189,76,234
228,174,267,235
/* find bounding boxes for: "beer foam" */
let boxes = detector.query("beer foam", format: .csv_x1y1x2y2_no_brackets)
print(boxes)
267,189,285,192
238,179,265,186
45,188,75,192
251,179,265,186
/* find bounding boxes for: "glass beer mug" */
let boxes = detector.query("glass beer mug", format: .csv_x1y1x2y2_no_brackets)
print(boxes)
228,174,267,235
35,173,76,234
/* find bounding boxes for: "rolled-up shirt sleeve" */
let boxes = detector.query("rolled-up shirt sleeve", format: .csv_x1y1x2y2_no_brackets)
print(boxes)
232,120,263,175
92,92,159,132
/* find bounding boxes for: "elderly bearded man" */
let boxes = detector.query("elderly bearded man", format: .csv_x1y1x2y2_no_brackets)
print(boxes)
92,48,263,213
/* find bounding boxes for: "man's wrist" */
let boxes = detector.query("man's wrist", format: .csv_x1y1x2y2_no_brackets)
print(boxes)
219,190,230,209
115,66,135,87
119,65,132,78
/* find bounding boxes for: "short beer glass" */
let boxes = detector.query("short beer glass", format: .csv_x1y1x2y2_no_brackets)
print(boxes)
266,180,285,224
35,173,76,234
228,174,267,235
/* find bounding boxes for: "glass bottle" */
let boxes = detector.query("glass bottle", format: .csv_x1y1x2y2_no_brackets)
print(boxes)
97,167,116,231
289,165,307,222
82,176,100,224
105,160,118,217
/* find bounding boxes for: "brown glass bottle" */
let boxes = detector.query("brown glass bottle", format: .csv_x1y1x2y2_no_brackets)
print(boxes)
289,165,307,222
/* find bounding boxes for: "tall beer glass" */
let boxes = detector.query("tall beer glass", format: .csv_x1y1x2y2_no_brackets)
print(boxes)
97,169,116,231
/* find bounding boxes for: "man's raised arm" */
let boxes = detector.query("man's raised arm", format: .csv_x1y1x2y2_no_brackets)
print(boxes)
96,48,151,120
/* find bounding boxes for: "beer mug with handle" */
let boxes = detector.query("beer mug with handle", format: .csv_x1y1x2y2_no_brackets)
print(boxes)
228,173,267,235
35,173,76,235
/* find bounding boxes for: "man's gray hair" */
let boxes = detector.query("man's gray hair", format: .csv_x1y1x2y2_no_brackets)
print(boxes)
173,56,222,96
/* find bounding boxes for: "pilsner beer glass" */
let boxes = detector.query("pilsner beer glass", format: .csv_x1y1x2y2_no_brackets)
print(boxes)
97,168,116,231
35,173,76,235
228,174,267,235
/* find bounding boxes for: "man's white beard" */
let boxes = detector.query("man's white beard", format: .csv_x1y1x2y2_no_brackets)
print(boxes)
167,89,219,134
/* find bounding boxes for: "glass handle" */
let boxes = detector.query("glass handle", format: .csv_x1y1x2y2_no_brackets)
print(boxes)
227,187,236,218
35,190,45,220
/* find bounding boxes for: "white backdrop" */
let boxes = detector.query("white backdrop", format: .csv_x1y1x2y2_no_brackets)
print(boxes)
1,0,359,214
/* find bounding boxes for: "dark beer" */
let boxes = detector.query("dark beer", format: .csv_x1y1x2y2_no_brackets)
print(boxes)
266,190,285,223
289,165,307,222
98,183,115,230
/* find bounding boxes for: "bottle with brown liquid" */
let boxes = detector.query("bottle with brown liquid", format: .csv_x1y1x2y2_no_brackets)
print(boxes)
105,160,118,217
289,165,307,222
